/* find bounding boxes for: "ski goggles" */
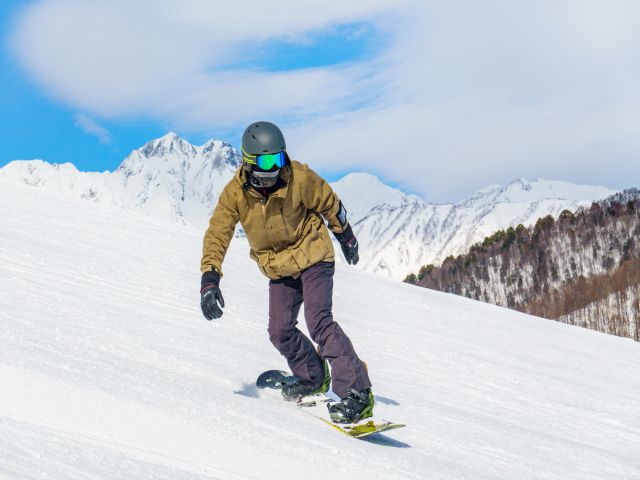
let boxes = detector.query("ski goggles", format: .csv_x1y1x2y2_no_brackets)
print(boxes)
242,148,286,171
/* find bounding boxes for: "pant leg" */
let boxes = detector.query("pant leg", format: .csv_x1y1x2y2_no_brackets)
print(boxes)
268,275,325,386
300,262,372,399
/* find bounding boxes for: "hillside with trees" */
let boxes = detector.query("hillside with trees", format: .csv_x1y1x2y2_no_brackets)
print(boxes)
405,190,640,341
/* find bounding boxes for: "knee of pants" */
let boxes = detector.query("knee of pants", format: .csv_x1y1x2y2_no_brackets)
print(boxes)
268,324,296,351
306,311,335,344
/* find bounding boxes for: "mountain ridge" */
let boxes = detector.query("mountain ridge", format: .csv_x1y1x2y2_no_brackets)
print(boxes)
0,133,616,279
0,133,241,225
340,177,615,279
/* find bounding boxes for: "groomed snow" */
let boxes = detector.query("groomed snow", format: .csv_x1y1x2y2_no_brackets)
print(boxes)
1,179,639,480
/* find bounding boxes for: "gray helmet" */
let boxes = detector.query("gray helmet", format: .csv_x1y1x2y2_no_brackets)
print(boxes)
241,121,286,156
241,121,286,188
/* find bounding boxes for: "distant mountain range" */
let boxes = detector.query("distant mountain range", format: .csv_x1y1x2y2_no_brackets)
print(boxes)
0,133,616,279
0,133,240,226
332,174,615,279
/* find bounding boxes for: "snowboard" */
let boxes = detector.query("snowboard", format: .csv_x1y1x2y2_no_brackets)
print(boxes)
256,369,406,439
317,417,406,438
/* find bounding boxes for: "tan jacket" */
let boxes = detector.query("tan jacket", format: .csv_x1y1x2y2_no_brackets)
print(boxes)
201,160,346,279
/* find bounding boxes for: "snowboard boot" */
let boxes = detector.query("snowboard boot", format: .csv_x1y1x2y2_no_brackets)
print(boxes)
281,360,331,401
328,388,374,424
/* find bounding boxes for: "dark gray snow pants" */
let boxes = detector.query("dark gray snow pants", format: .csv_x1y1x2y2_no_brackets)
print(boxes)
268,261,371,399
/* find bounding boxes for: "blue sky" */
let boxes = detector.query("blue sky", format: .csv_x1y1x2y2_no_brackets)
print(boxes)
0,2,161,171
2,1,639,201
0,2,383,174
0,5,381,175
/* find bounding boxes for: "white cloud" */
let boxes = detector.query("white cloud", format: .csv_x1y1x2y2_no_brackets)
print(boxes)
290,1,640,200
10,0,640,201
73,113,112,144
10,0,401,119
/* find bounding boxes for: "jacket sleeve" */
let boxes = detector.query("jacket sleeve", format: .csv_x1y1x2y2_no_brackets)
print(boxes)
300,164,347,234
201,183,240,276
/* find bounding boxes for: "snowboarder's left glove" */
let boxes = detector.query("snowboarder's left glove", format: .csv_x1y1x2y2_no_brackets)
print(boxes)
200,269,225,320
334,224,359,265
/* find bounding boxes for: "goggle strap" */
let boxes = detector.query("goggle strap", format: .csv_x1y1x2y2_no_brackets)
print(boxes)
241,146,257,165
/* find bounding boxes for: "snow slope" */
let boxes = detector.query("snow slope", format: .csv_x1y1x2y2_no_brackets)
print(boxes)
1,179,639,479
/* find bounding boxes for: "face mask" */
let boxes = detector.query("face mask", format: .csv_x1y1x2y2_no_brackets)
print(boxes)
249,168,280,188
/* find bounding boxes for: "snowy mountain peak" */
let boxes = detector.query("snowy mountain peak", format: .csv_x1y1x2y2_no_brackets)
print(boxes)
0,159,87,190
0,133,243,225
199,139,242,169
510,177,533,191
335,172,390,188
122,133,242,171
497,178,613,204
331,172,414,222
333,172,405,198
135,132,196,160
462,178,612,208
110,134,242,223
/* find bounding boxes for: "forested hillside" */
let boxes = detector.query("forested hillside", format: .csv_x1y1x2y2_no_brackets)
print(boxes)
406,190,640,341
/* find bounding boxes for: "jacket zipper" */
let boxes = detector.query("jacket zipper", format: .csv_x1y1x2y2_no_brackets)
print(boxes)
260,198,267,222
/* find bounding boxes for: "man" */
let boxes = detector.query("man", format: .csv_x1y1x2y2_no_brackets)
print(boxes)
200,121,373,424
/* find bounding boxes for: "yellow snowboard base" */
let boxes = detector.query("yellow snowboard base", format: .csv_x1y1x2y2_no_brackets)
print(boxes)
318,417,406,439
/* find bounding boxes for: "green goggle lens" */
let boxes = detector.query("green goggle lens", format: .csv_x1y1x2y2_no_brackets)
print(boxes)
243,149,285,171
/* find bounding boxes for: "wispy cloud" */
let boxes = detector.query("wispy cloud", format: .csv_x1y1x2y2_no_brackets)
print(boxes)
10,0,640,200
10,0,400,121
73,113,111,144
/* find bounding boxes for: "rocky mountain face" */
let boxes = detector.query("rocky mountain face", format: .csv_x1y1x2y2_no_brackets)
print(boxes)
0,132,241,225
1,133,615,280
408,191,640,341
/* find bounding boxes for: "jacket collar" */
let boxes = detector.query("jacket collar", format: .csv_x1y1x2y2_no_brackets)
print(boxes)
235,163,291,200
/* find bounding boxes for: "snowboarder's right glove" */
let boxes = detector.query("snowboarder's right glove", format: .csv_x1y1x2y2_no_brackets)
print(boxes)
334,224,359,265
200,269,225,320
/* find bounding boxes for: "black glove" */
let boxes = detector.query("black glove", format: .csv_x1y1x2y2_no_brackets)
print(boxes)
200,269,225,320
334,224,359,265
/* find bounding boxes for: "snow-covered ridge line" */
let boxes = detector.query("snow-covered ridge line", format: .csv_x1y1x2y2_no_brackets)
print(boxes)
0,133,241,226
332,174,615,279
0,133,616,279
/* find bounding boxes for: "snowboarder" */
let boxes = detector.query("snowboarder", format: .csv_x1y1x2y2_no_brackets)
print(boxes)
200,121,373,423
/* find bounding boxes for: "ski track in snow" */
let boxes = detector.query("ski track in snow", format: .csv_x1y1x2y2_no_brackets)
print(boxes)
1,179,639,480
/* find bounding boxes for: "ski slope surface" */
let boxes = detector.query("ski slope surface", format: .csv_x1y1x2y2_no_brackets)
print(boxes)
1,179,639,480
